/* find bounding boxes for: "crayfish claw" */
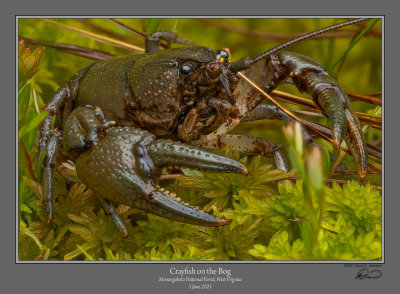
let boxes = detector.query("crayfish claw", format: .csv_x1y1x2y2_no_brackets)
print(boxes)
145,188,230,226
259,51,368,179
344,109,368,180
66,106,238,228
306,72,368,179
147,139,248,175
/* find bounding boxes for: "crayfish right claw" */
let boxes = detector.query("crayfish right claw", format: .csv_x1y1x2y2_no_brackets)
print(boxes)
344,109,368,180
305,72,368,179
262,51,368,179
305,72,348,149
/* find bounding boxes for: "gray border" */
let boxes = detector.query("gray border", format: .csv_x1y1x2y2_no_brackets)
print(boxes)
4,0,397,293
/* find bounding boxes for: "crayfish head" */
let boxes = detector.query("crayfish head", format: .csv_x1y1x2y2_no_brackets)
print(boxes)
190,48,237,105
177,48,241,143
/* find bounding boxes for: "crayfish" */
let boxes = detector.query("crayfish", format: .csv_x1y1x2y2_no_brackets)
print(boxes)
31,18,379,237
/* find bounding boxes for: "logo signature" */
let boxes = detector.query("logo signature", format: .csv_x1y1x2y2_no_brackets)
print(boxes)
355,268,382,279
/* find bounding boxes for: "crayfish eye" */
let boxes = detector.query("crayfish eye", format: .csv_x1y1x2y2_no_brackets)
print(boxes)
216,49,230,63
180,62,196,75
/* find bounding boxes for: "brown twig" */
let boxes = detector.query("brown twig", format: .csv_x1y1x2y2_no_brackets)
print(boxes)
41,19,144,52
160,173,183,180
20,37,114,60
284,176,381,192
328,151,347,178
76,19,137,45
107,19,170,50
333,170,379,175
368,91,382,96
107,19,147,39
347,91,382,105
300,118,382,160
270,91,381,130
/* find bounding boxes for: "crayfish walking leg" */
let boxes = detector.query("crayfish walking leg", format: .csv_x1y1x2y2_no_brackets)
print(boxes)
202,134,289,173
37,64,96,220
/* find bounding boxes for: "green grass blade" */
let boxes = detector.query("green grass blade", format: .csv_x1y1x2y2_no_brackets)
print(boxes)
20,227,44,251
324,19,339,67
328,18,380,72
18,84,31,121
146,19,161,35
18,111,48,139
77,245,95,260
171,19,181,32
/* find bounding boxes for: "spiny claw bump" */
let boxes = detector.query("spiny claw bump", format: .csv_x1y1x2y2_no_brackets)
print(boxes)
147,139,248,175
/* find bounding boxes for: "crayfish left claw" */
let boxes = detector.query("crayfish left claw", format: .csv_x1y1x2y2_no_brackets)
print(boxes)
73,126,236,227
65,106,241,228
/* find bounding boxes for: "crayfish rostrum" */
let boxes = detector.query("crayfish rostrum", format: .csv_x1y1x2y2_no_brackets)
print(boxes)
20,18,381,238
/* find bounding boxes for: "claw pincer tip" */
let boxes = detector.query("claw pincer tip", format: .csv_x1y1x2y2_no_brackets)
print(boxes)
148,188,230,227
